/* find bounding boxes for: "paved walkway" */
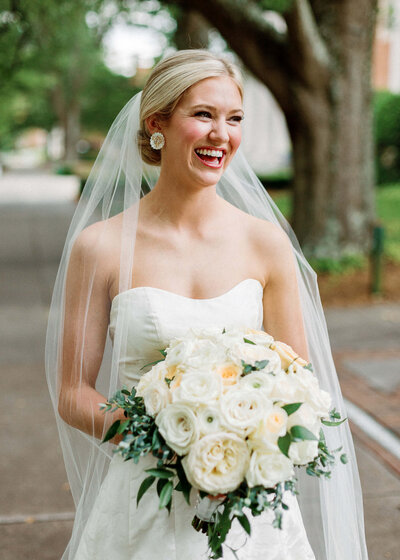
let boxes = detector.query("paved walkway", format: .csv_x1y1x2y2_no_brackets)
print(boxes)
0,171,399,559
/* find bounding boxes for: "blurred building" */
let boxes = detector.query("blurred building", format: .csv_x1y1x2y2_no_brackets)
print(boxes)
373,0,400,91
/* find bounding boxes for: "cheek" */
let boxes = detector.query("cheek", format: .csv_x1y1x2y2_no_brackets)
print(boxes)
231,128,242,152
181,121,209,146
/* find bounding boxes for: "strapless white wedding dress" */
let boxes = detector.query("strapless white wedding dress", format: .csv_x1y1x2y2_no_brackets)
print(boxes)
74,279,316,560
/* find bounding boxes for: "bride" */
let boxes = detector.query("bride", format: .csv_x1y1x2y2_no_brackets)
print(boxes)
46,50,368,559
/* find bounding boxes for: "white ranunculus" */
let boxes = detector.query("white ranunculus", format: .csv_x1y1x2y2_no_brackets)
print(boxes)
246,448,294,488
229,343,282,375
220,388,269,436
155,403,198,456
196,405,226,436
286,402,320,435
171,370,222,406
141,379,172,417
250,405,288,446
239,371,276,396
136,362,169,397
289,440,319,465
182,432,250,494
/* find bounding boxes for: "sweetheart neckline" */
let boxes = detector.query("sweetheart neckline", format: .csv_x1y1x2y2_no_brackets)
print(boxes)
110,278,263,308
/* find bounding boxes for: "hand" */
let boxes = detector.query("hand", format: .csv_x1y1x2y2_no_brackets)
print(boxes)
207,493,226,501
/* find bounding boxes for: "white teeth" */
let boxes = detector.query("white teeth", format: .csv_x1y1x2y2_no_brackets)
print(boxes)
196,148,223,158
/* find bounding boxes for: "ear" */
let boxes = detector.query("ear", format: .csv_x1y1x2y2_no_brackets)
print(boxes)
145,114,163,135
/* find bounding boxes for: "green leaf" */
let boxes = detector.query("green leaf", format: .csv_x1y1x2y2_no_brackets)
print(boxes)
278,432,292,457
145,467,175,479
102,420,120,443
117,419,130,434
321,417,347,427
175,460,192,505
290,425,318,441
255,359,269,370
157,477,167,497
237,513,251,535
281,402,303,416
243,337,256,345
159,480,173,509
137,475,155,506
340,453,348,464
303,363,314,372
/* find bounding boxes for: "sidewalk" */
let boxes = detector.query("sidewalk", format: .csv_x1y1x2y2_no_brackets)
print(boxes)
0,171,399,559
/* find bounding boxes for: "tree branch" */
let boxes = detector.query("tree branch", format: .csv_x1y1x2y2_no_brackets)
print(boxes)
283,0,331,85
174,0,293,113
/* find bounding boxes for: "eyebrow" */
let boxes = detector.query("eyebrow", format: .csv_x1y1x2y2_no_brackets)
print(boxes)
191,104,244,114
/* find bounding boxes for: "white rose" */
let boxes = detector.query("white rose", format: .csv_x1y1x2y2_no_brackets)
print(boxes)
141,379,172,416
239,371,275,396
166,338,226,371
196,405,226,436
289,440,319,465
172,370,222,406
155,403,199,455
182,432,250,494
270,370,305,403
220,388,268,436
136,361,168,397
286,402,320,436
230,343,281,375
250,405,288,446
246,448,294,488
293,368,332,417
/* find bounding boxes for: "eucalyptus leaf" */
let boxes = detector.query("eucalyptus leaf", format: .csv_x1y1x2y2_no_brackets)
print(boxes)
277,432,292,457
117,419,130,434
159,480,173,509
137,475,155,506
102,419,120,443
290,425,318,441
237,513,251,535
281,402,303,416
321,417,347,427
145,467,175,478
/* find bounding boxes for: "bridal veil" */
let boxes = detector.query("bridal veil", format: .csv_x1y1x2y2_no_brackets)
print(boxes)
45,50,368,559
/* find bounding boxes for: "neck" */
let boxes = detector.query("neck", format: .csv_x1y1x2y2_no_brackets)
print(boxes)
142,169,222,232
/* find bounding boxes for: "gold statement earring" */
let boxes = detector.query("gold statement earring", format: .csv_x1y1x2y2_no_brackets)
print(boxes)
150,132,165,150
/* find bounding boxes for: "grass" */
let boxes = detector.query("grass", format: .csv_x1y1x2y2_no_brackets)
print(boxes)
270,183,400,269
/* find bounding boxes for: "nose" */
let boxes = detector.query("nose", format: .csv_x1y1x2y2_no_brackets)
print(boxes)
209,117,229,144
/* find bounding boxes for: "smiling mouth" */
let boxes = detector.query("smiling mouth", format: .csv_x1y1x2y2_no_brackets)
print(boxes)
194,148,226,168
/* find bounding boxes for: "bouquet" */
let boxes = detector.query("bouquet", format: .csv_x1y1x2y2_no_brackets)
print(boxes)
101,327,347,559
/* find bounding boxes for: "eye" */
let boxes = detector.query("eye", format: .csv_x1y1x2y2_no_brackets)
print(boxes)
195,111,212,118
229,115,244,123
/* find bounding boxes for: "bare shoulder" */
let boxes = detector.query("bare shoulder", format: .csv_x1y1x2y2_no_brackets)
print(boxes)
243,212,295,283
68,216,121,292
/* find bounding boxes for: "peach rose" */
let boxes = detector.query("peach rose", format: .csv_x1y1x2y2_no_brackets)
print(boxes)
270,341,308,371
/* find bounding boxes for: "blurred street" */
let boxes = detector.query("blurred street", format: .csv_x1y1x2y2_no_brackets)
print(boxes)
0,171,399,560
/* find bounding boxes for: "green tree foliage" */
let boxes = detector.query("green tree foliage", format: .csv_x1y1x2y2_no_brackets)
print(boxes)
374,90,400,184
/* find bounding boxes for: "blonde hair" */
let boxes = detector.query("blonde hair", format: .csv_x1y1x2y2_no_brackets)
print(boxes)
138,50,243,165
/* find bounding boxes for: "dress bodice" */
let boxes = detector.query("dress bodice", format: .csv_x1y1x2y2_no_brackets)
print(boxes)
108,278,264,388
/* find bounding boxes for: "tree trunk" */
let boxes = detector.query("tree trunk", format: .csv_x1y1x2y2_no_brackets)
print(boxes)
64,101,81,163
287,1,377,258
175,10,209,49
173,0,378,259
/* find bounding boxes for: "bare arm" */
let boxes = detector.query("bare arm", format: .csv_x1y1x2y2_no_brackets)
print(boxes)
260,224,309,361
58,224,124,441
